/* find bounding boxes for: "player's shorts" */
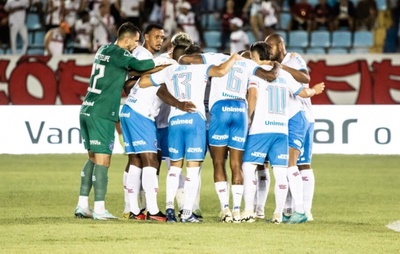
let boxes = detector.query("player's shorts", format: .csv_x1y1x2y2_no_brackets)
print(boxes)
119,105,158,154
243,133,288,167
168,112,206,161
157,127,169,159
297,122,314,165
288,111,309,151
208,100,248,150
79,113,115,154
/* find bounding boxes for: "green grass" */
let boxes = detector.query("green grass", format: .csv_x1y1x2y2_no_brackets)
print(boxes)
1,154,399,253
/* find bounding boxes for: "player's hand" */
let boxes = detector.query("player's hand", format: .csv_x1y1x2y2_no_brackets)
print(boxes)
177,101,196,113
232,53,244,61
312,82,325,95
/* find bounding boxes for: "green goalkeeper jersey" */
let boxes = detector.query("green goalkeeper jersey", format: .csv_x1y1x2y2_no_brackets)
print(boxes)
80,43,155,121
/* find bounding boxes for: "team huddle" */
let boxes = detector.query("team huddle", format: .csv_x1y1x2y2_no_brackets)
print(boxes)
74,21,325,224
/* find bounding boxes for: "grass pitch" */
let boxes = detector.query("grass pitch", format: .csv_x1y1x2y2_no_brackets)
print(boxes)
1,154,399,253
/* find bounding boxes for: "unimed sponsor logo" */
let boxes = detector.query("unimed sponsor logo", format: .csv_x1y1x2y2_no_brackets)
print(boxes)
90,140,101,145
120,112,130,118
170,119,193,125
82,100,94,106
251,151,266,158
232,136,245,142
187,147,203,153
212,134,228,140
169,147,178,154
132,140,146,146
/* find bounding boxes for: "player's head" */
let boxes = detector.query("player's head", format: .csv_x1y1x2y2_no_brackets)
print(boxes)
171,32,193,48
143,23,165,53
264,33,286,62
172,44,188,61
249,41,271,64
117,22,141,52
184,44,202,54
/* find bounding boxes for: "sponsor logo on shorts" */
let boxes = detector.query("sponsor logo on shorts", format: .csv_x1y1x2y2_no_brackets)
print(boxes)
120,112,130,118
187,147,203,153
294,139,302,147
82,100,94,106
132,140,146,146
277,154,288,159
251,151,267,158
232,136,245,143
169,147,178,154
170,119,193,125
212,134,228,140
90,140,101,145
222,106,245,112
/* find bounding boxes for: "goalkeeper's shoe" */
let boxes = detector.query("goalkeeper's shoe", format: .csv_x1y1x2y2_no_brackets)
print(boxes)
166,208,177,223
282,213,291,223
74,206,92,218
240,210,255,223
287,211,308,224
92,210,117,220
146,211,167,222
220,208,233,223
180,213,202,223
128,211,146,220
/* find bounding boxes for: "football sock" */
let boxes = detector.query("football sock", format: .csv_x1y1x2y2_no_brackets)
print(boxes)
175,172,185,211
79,159,94,197
193,171,201,212
301,169,315,214
93,164,108,214
243,162,257,212
166,166,182,209
127,165,141,214
215,181,229,210
123,171,130,213
255,167,270,214
283,190,293,215
287,166,305,214
182,167,200,215
78,196,89,209
139,188,146,211
231,184,244,211
142,166,160,215
273,166,289,215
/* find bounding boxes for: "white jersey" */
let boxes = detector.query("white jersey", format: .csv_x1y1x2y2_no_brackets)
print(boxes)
154,52,172,129
120,0,142,17
202,52,259,110
91,14,115,51
177,12,200,44
248,66,303,135
64,0,81,27
45,28,65,56
73,19,92,50
230,30,249,54
281,53,307,118
150,63,212,121
125,46,162,121
4,0,29,27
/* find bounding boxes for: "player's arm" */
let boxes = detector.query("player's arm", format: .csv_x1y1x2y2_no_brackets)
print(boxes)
298,82,325,98
254,61,281,82
128,65,169,77
282,65,310,84
247,85,258,128
178,54,204,64
156,84,196,113
208,53,243,77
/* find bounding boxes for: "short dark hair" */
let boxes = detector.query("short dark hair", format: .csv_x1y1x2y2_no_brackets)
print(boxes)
117,22,141,39
172,45,188,61
184,44,202,54
249,41,271,61
143,23,164,35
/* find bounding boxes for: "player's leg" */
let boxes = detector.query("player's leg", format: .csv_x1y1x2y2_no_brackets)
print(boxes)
122,161,130,218
255,162,271,219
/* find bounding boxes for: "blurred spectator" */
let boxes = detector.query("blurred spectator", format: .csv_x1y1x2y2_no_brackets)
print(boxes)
355,0,377,30
4,0,29,55
73,10,92,54
332,0,356,31
148,0,162,24
91,2,116,52
45,0,65,32
291,0,314,31
202,0,225,13
29,0,45,27
161,0,182,52
64,0,84,28
243,0,264,41
120,0,144,30
177,1,205,47
219,0,236,52
0,0,9,49
229,17,249,53
110,0,122,28
312,0,333,31
44,21,70,56
261,0,280,38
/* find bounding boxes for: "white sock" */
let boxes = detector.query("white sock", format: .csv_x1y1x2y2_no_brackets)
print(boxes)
142,166,159,215
164,157,171,169
283,190,294,215
78,196,89,209
176,172,185,210
255,168,270,215
123,171,130,213
242,162,257,212
301,169,315,214
231,184,244,211
166,166,182,209
193,170,201,211
139,187,146,211
127,165,142,214
182,167,201,216
94,201,105,214
287,166,305,214
215,181,229,211
272,166,289,215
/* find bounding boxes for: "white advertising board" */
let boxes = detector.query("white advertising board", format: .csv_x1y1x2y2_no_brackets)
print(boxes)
0,105,399,155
